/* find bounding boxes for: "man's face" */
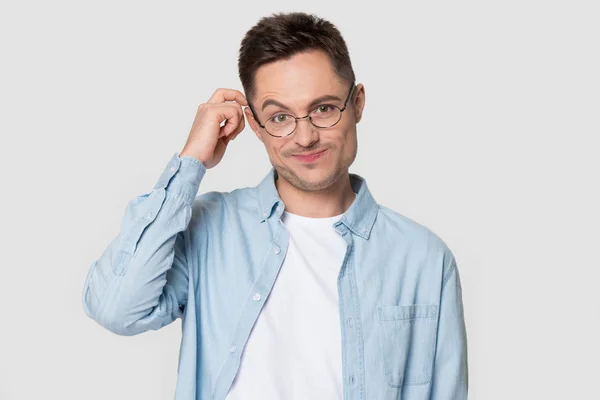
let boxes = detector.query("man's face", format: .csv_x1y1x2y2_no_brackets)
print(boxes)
245,49,365,192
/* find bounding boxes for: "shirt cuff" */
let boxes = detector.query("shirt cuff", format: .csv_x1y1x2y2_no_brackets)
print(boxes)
153,152,207,206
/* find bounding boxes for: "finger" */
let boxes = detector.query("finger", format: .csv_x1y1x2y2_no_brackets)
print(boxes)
226,110,246,141
215,104,244,138
213,135,228,157
222,133,234,146
219,118,240,139
221,129,238,147
207,88,248,106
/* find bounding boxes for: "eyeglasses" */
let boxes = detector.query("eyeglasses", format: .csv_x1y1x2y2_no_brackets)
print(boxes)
248,82,356,138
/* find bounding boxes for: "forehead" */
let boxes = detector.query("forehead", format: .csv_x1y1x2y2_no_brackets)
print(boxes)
253,50,346,107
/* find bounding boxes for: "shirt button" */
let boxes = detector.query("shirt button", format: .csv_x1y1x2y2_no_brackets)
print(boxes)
273,246,281,254
347,318,354,328
253,293,261,301
229,346,236,354
360,227,368,235
169,166,176,172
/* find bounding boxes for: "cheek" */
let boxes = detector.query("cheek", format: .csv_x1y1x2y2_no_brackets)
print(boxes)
340,130,357,157
338,127,355,149
266,142,285,161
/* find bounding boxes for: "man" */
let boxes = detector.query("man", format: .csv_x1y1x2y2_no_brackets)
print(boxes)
82,11,468,400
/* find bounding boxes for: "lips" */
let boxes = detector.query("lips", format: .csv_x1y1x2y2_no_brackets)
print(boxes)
292,149,328,163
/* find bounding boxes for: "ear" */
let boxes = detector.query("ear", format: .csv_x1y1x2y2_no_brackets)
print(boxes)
244,107,264,143
352,83,366,124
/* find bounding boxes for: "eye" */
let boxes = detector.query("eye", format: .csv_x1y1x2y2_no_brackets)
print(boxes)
314,104,334,114
269,113,291,124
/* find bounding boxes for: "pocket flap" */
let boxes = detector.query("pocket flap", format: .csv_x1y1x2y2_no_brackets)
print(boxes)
377,304,438,321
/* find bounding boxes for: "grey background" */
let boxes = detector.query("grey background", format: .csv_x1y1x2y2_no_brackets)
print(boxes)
1,1,598,399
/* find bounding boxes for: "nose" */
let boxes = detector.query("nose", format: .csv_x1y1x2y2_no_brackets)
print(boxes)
292,116,319,147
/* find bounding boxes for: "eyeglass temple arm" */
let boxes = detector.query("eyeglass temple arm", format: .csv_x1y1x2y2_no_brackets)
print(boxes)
343,82,356,109
247,103,265,128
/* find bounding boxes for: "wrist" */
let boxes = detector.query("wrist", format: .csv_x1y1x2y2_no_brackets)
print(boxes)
179,150,208,165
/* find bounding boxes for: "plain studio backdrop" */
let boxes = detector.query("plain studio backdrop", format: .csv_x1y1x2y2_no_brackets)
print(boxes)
0,1,598,399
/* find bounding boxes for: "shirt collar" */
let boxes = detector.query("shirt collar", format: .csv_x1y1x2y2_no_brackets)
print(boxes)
256,168,378,239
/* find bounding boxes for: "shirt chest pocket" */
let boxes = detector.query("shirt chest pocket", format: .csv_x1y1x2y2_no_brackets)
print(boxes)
377,304,438,387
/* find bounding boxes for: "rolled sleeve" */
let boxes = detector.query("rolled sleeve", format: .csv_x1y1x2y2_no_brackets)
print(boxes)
154,152,207,207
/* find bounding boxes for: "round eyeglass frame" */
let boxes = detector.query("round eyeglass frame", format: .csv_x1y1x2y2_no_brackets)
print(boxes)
248,82,356,138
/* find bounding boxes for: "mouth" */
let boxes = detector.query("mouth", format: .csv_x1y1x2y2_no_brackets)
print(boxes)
291,149,328,163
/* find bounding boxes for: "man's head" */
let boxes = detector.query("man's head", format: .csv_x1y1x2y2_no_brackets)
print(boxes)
238,12,365,192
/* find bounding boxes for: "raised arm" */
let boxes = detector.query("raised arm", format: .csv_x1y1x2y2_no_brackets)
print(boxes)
82,87,249,336
82,153,205,335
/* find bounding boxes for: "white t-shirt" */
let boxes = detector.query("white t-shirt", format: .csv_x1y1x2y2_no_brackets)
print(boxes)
225,209,348,399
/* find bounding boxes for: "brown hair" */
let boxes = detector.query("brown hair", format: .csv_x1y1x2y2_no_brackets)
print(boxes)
238,12,356,105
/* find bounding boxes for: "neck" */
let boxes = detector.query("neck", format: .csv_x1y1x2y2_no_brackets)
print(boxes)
275,172,356,218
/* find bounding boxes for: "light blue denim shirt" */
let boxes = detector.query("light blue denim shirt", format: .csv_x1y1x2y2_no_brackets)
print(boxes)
82,152,468,400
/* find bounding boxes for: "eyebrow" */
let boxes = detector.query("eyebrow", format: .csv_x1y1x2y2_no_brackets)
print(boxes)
261,94,343,112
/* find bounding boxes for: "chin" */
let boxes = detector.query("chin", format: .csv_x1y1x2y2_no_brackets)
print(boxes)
277,164,343,192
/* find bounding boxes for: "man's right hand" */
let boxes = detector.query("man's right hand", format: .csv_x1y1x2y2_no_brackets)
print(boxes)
179,88,249,168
